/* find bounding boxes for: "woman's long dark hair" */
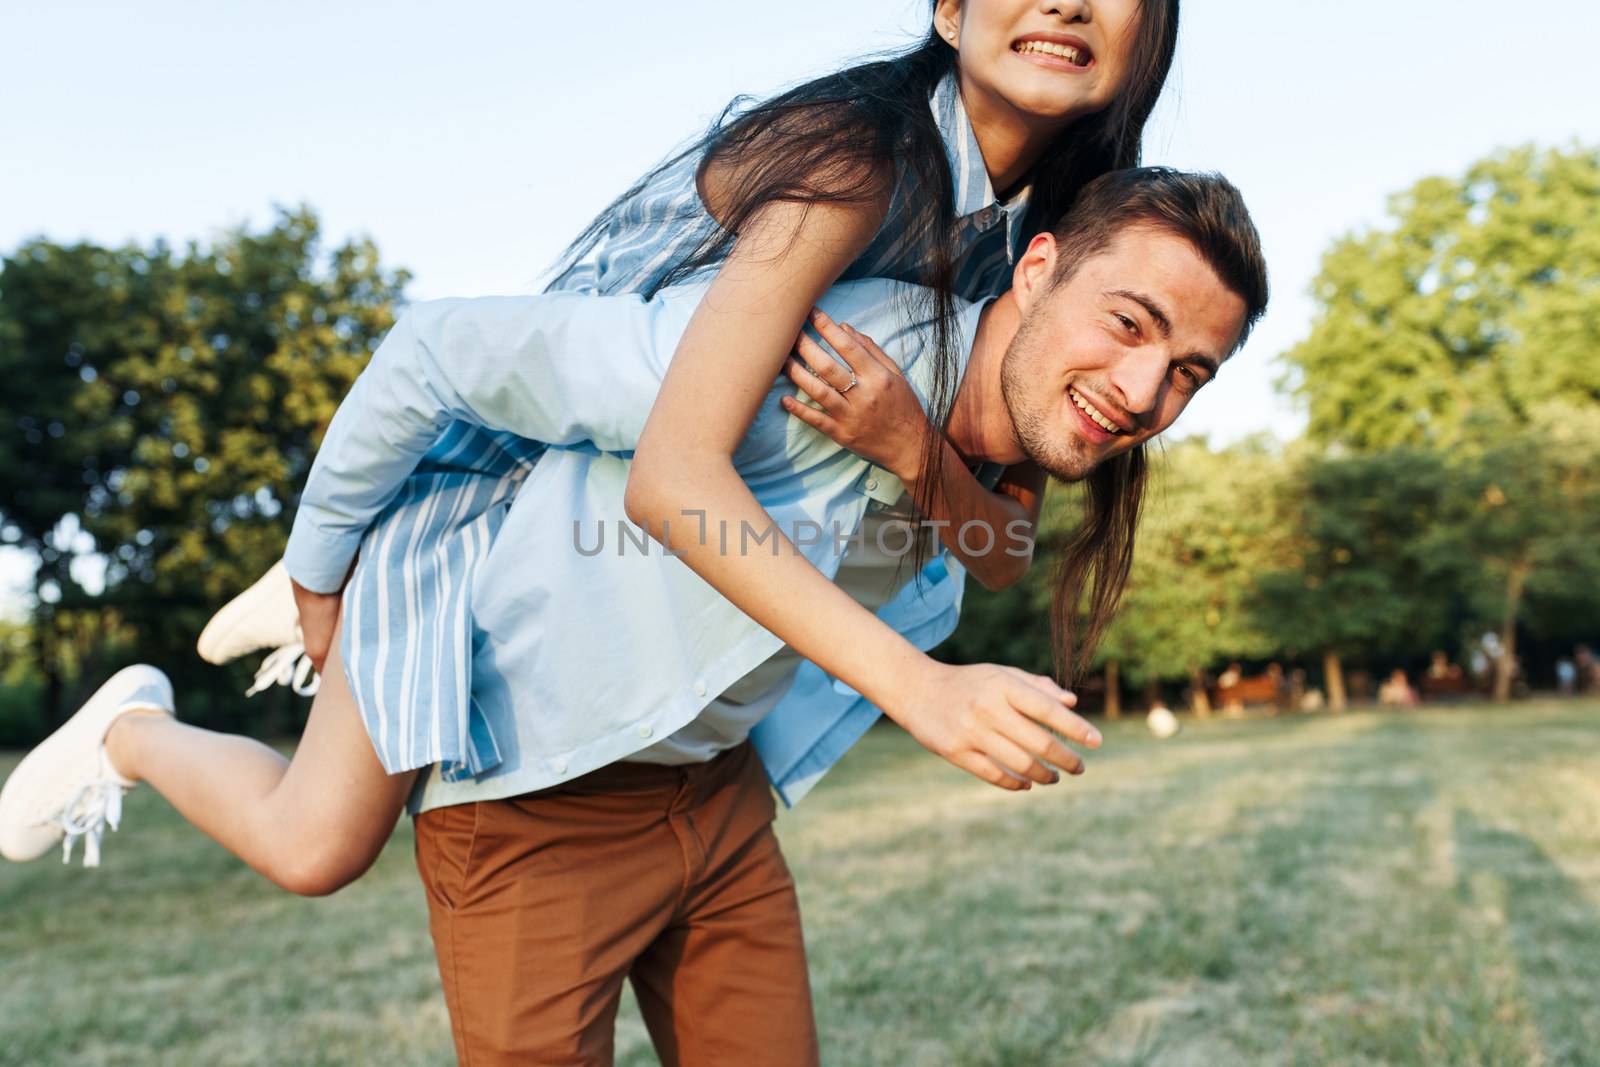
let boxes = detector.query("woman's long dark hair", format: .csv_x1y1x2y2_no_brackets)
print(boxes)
552,1,1181,684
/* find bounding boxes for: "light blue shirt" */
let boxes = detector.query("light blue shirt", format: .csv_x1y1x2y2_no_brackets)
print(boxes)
285,71,1031,810
285,280,998,810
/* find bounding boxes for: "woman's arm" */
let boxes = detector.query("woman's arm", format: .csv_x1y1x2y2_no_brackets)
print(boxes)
624,190,1096,790
779,310,1046,589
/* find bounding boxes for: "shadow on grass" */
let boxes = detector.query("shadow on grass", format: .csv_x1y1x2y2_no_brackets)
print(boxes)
1454,810,1600,1067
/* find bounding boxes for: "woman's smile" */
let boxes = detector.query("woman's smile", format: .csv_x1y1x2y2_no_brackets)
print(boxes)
1011,32,1095,72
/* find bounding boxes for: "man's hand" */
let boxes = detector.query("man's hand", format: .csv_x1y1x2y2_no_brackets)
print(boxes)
887,660,1101,790
291,578,343,673
779,307,932,483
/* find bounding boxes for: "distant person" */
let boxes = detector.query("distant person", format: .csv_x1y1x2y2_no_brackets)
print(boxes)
1556,657,1578,696
1378,669,1418,708
1266,662,1288,715
1288,666,1309,710
1469,645,1492,689
1427,650,1457,681
1423,650,1466,703
1577,645,1598,693
1217,662,1244,715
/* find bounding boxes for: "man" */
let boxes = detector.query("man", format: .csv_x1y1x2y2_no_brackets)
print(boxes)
274,167,1265,1063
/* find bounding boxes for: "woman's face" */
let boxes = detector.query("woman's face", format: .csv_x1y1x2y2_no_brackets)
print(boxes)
935,0,1143,126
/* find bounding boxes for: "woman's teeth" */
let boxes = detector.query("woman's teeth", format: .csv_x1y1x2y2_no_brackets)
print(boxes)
1070,387,1123,434
1015,40,1088,66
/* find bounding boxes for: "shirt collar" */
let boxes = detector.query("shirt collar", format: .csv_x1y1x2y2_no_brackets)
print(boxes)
929,71,1035,261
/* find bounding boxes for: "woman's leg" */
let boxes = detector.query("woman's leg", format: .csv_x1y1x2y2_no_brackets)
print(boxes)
104,621,417,896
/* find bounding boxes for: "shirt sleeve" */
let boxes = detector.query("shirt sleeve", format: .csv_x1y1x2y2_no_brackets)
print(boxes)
283,290,690,592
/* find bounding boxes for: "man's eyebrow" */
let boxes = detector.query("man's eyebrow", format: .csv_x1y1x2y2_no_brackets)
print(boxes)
1107,288,1172,338
1106,287,1224,377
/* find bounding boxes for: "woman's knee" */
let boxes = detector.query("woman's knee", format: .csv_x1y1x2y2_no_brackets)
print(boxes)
268,836,383,897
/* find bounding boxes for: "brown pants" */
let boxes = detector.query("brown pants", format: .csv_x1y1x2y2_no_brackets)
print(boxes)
413,741,820,1067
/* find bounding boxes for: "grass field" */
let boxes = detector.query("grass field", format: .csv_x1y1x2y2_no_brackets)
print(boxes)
4,699,1600,1066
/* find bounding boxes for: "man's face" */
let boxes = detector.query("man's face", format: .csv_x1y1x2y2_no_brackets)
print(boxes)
1001,226,1247,481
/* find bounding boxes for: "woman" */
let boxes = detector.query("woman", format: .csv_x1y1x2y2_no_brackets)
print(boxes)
7,0,1176,892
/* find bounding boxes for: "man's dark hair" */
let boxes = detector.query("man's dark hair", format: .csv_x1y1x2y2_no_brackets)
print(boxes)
1045,167,1269,685
1051,166,1269,346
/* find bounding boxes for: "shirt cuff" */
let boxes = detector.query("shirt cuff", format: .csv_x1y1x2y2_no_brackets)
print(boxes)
282,511,366,594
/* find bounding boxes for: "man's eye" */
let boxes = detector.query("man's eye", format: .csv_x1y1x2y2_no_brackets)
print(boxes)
1173,364,1201,390
1115,313,1137,334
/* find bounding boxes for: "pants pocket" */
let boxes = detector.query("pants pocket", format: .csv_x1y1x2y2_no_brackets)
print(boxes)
414,802,480,914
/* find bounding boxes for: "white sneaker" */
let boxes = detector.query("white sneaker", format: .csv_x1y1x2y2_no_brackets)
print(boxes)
0,665,174,867
197,560,300,664
197,560,320,697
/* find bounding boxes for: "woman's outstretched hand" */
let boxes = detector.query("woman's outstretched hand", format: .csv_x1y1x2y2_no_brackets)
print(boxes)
780,307,932,481
886,660,1101,790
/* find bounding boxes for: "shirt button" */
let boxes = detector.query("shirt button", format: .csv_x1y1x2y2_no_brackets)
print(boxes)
866,478,879,492
692,680,708,697
553,758,568,775
638,723,654,739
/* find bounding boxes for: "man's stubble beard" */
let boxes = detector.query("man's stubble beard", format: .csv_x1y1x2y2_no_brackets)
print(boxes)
999,305,1098,484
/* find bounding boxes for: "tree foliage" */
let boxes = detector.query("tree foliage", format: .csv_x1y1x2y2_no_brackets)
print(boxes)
0,208,409,725
3,143,1597,737
1283,144,1600,451
1251,445,1469,664
1092,439,1282,693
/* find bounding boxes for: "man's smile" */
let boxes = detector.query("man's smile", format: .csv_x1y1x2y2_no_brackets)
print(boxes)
1067,385,1128,439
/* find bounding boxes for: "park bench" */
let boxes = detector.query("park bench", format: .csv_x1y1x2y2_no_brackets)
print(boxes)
1215,673,1283,710
1421,672,1471,702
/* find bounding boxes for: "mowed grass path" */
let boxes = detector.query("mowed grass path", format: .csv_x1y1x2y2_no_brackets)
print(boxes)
4,700,1600,1066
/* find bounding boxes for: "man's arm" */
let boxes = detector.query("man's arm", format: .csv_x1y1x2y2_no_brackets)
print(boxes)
905,451,1045,590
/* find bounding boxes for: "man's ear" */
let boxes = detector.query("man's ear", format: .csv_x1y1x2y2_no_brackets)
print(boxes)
1010,232,1059,316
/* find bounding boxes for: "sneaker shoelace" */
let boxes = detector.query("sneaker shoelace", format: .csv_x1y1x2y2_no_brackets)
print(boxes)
246,641,321,698
56,777,128,868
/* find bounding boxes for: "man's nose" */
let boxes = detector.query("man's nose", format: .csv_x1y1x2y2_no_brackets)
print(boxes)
1107,350,1168,420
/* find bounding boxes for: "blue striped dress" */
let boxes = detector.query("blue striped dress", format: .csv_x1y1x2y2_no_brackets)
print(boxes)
337,71,1036,780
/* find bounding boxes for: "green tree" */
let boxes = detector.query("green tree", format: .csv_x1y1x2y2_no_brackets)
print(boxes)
1283,144,1600,451
1251,446,1470,710
0,207,409,729
947,440,1289,718
1449,405,1600,701
1092,438,1284,716
1281,143,1600,697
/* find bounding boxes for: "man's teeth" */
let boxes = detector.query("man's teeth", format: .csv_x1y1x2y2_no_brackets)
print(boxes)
1070,388,1122,434
1015,40,1085,65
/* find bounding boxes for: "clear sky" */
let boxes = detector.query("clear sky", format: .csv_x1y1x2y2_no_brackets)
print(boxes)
2,0,1597,612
